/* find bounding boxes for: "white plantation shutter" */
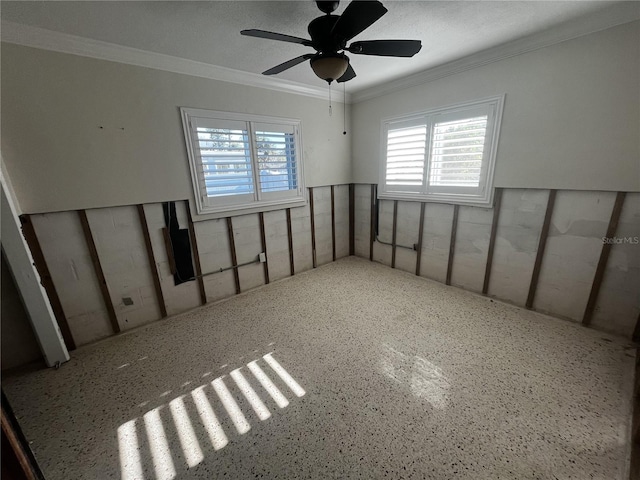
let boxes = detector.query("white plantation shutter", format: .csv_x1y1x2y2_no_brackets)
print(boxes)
195,126,254,197
385,124,427,188
380,96,503,205
253,123,298,198
428,115,488,191
181,109,305,215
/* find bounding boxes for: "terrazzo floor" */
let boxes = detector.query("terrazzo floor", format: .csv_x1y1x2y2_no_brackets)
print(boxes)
3,257,636,479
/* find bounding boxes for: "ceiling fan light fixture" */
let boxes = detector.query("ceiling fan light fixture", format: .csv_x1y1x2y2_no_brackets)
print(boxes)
310,54,349,84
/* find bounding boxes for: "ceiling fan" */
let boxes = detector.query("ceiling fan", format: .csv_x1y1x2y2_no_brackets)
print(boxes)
241,0,422,84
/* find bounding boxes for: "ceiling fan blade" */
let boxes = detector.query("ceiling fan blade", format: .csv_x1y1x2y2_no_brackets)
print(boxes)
241,29,313,47
263,55,313,75
348,40,422,57
331,1,387,42
337,64,356,83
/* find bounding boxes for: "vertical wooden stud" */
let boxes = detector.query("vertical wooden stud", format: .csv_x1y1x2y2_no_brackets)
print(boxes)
583,191,626,325
78,210,120,334
482,188,503,295
185,201,206,305
349,183,355,256
446,204,459,286
226,217,241,294
526,189,557,309
391,200,398,268
137,205,167,318
415,202,426,276
259,212,270,284
18,214,76,350
331,185,336,261
286,208,295,276
309,187,317,268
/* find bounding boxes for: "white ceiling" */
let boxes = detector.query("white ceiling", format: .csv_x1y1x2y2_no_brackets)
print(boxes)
2,1,637,93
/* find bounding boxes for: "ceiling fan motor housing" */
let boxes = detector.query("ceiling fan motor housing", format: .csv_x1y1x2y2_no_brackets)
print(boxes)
308,15,347,53
316,1,340,15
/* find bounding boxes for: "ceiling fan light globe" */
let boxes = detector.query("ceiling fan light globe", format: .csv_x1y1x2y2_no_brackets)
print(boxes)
310,55,349,83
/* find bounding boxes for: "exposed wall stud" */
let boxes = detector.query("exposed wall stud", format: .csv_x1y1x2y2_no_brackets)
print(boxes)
309,187,317,268
391,200,398,268
226,217,241,294
446,204,459,286
583,192,626,325
349,183,355,256
286,208,295,276
78,210,120,334
526,189,557,309
369,184,376,261
482,188,503,295
136,205,168,318
415,202,426,276
331,185,336,261
185,201,206,305
259,212,270,284
19,214,76,350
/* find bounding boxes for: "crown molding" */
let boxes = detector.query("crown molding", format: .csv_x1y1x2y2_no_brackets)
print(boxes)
351,5,640,103
1,21,350,104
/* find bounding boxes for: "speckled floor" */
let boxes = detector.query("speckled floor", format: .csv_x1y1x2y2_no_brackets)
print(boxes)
3,257,636,479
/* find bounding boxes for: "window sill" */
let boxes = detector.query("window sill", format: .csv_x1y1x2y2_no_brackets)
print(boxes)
378,189,495,208
191,196,307,221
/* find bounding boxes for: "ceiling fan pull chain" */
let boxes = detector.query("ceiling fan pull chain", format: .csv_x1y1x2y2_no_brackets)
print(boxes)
328,83,332,117
343,82,347,135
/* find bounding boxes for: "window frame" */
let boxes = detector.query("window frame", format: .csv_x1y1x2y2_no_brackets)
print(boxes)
181,108,306,217
379,95,505,207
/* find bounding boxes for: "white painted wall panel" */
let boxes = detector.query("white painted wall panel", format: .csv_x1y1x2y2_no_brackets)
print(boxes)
488,189,547,306
263,209,291,282
143,203,200,316
86,206,161,330
591,193,640,336
419,204,454,283
535,191,617,322
31,211,113,346
354,185,371,259
1,44,351,215
352,22,640,192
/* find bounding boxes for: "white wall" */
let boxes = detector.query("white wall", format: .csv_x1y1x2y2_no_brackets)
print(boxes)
0,43,351,217
352,21,640,192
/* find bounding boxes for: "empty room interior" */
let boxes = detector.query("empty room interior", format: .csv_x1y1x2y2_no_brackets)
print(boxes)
1,1,640,479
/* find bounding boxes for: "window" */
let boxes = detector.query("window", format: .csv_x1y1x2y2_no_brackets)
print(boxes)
380,96,504,206
181,108,305,216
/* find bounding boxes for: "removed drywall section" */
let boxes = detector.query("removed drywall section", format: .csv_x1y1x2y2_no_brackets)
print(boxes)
313,186,333,266
333,185,350,260
143,203,201,316
262,209,291,282
488,189,547,305
30,212,113,346
193,217,236,303
290,204,314,274
1,252,42,370
590,193,640,336
450,205,493,293
85,207,161,330
394,201,421,274
372,199,394,267
232,214,265,292
353,185,372,258
533,190,617,322
419,204,455,283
